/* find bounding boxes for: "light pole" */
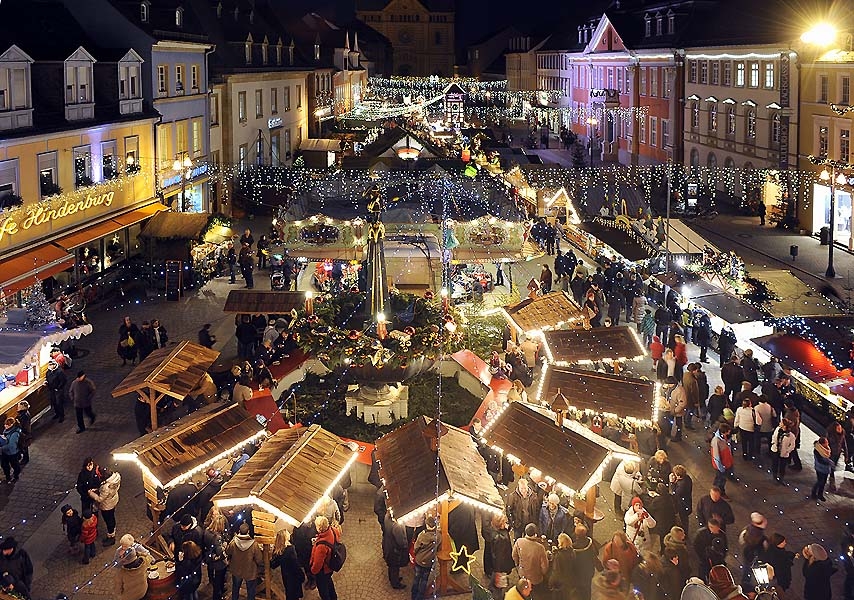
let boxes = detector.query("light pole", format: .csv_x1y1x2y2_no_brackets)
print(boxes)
810,155,851,278
172,151,193,212
586,116,598,166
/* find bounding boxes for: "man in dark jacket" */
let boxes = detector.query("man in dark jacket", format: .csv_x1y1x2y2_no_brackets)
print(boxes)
169,515,203,563
669,465,693,530
696,486,735,531
382,509,409,589
68,371,96,434
694,312,712,362
505,478,540,540
0,537,33,592
46,360,67,422
694,517,728,582
721,356,744,404
238,243,254,289
654,306,671,340
236,317,257,359
538,494,570,543
661,548,685,599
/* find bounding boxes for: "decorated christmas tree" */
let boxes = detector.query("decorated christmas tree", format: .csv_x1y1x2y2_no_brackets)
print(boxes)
24,283,55,328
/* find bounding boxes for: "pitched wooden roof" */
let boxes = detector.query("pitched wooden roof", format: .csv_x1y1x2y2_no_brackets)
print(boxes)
541,325,646,364
212,425,357,526
223,290,307,314
111,403,266,488
481,402,632,494
139,211,210,240
503,291,584,334
376,417,504,522
539,365,657,422
112,341,220,401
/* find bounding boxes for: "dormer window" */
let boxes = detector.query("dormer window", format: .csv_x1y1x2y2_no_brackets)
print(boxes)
288,42,294,65
314,43,321,61
249,10,254,24
118,50,143,115
233,7,239,20
644,14,651,37
175,7,183,28
245,35,253,65
64,47,96,121
276,41,282,65
216,2,222,18
655,12,662,36
140,1,149,23
0,45,34,131
262,37,269,65
667,10,675,35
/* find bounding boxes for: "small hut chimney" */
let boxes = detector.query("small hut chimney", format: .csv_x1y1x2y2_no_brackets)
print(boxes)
551,388,570,428
423,420,449,452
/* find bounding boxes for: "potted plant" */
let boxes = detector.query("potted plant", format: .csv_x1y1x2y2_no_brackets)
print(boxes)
41,182,62,197
0,194,23,211
75,175,94,188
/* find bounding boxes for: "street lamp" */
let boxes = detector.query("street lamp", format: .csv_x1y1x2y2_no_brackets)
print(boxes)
172,152,193,212
586,116,599,166
811,155,852,278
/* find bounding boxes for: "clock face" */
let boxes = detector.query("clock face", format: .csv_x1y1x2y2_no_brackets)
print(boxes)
399,29,412,44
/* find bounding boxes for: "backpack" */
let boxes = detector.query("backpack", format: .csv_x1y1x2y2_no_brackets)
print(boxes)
318,535,347,572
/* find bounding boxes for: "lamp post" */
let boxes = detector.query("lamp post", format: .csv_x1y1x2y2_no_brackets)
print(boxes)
586,116,598,166
810,155,852,278
172,151,193,212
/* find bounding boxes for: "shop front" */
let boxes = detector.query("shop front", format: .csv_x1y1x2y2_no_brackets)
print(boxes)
160,163,210,213
811,182,853,242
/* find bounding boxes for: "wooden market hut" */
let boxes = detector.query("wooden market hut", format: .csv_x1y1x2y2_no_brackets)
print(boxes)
541,325,646,365
112,402,267,522
111,341,220,429
536,365,658,424
480,402,638,523
376,416,504,594
223,290,307,316
501,291,584,339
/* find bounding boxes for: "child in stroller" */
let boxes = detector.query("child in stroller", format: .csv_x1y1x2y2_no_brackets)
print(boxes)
269,253,288,290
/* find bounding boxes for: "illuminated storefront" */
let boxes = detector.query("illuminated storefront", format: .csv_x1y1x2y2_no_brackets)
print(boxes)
812,183,853,243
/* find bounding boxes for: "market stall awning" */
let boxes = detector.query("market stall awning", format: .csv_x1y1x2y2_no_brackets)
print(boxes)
54,219,126,252
502,291,584,335
536,365,658,423
110,202,168,227
112,402,268,489
376,416,504,524
578,221,656,262
0,322,93,376
112,341,220,401
655,275,765,325
223,290,307,314
481,401,638,495
541,325,646,365
0,242,73,296
139,211,210,240
212,425,357,527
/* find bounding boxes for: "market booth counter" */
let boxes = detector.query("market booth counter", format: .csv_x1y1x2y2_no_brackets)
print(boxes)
376,416,504,595
480,401,639,528
111,341,220,429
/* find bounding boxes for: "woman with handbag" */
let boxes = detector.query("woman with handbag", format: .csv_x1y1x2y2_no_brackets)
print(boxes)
117,316,141,366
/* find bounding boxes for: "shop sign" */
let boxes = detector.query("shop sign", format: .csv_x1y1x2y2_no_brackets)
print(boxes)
268,117,283,129
590,89,619,101
161,163,209,189
0,191,115,243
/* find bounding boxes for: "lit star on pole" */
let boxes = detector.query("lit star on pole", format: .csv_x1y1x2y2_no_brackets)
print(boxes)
450,544,476,574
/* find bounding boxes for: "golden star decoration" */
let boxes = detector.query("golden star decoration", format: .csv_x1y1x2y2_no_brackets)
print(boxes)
450,544,476,574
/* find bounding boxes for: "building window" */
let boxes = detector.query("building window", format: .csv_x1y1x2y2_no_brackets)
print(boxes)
175,65,184,93
73,145,91,188
724,62,732,86
707,152,717,168
119,62,140,99
639,117,646,143
689,60,697,83
843,76,851,104
283,86,290,111
271,134,279,166
841,129,850,162
38,151,58,197
662,119,670,148
435,31,441,45
640,68,647,95
655,13,663,36
175,7,183,27
819,75,829,103
764,63,775,88
650,116,658,147
711,62,720,85
192,119,202,156
644,16,651,37
625,67,630,91
727,106,736,136
819,125,828,157
124,135,139,171
296,84,302,108
262,44,268,65
238,91,246,122
709,102,718,131
284,129,291,159
736,62,745,86
749,62,759,87
245,42,252,65
65,62,92,104
276,43,282,65
689,148,699,167
191,65,199,90
176,120,187,154
101,140,117,180
157,65,167,94
210,94,219,125
140,2,148,22
255,89,263,118
691,101,699,129
650,67,658,97
667,12,675,34
238,144,247,171
271,88,278,114
771,113,781,145
700,61,708,84
314,43,320,60
746,110,756,139
157,125,170,168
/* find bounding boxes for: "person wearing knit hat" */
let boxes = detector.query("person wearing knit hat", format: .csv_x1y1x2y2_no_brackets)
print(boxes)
0,535,32,593
802,543,835,600
759,532,795,592
114,539,152,600
625,496,657,556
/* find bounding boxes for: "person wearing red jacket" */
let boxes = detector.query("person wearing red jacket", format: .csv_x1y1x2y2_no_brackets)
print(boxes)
310,516,339,600
80,508,98,564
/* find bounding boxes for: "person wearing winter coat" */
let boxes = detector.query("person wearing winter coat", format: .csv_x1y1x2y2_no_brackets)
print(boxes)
512,523,549,590
693,518,728,582
382,509,409,589
61,504,83,552
649,335,664,368
227,522,263,600
646,483,678,555
696,487,735,531
69,371,97,434
80,508,98,564
706,386,727,426
412,517,438,600
812,437,834,501
682,365,700,430
46,359,68,422
170,515,203,564
548,533,576,599
601,531,639,584
759,533,795,592
270,529,305,600
802,543,837,600
118,316,141,365
660,548,685,600
663,526,692,582
740,349,760,389
826,421,848,489
646,450,672,488
0,538,32,592
610,460,644,514
201,511,229,600
669,465,693,530
572,524,598,600
15,401,31,465
770,418,797,483
505,478,540,540
309,516,340,600
485,514,514,598
668,379,688,441
631,551,663,600
739,512,768,587
734,397,758,460
114,545,152,600
753,396,777,456
175,540,203,600
0,417,22,483
89,468,121,546
625,497,657,556
538,493,570,543
592,569,631,600
656,349,676,382
640,310,656,346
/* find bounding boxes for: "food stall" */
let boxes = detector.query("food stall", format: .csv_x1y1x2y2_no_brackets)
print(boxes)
376,416,504,594
540,325,647,367
480,401,639,527
501,291,584,341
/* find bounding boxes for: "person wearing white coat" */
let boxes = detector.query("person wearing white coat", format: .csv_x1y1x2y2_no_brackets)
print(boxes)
89,468,121,545
625,496,657,556
770,418,797,483
610,460,644,514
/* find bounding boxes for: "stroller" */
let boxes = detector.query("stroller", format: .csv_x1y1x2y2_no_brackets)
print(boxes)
269,253,289,290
